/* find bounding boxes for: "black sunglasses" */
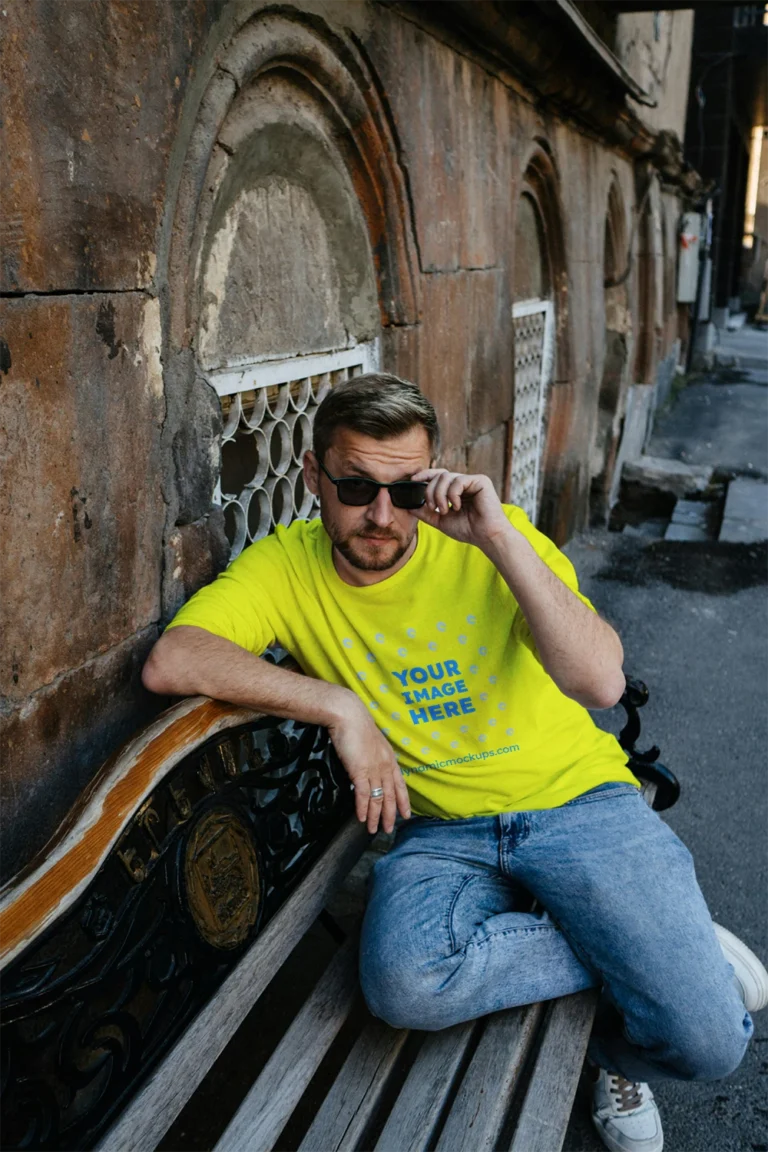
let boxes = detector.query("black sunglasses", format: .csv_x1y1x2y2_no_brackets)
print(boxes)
318,460,427,509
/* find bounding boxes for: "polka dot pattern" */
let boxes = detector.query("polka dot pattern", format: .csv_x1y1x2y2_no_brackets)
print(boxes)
346,622,521,778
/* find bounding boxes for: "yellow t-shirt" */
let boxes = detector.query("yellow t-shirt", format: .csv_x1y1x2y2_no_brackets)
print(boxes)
167,505,638,816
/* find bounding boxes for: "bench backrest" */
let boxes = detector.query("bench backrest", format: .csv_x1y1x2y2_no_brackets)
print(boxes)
0,696,363,1152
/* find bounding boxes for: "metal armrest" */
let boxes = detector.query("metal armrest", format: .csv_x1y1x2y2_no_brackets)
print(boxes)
618,676,680,811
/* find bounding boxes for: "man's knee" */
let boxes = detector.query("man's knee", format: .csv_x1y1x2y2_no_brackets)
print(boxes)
360,965,437,1030
665,1007,751,1081
359,943,449,1031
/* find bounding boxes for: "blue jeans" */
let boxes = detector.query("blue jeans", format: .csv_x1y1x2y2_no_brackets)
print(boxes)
360,783,752,1083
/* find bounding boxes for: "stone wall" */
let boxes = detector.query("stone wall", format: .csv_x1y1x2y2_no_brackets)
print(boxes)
614,8,694,142
0,0,689,882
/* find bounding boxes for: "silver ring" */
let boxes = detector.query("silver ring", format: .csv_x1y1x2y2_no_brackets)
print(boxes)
370,787,384,799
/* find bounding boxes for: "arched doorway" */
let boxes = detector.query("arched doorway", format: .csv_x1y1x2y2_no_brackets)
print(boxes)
591,179,631,524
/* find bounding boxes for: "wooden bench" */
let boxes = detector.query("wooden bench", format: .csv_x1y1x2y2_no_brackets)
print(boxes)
0,679,675,1152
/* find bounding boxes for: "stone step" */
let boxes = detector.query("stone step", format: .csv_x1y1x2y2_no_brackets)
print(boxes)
669,499,710,529
718,478,768,543
622,456,714,500
664,522,709,542
664,497,713,541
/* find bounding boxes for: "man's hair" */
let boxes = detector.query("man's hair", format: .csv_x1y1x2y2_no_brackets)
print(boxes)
312,373,440,462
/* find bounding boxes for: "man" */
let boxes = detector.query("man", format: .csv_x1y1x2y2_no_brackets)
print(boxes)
143,374,766,1152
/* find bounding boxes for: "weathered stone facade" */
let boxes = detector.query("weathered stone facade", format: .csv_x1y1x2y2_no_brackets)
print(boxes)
0,0,695,881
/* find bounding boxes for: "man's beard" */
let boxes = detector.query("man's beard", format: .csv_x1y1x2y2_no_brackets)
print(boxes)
328,523,416,572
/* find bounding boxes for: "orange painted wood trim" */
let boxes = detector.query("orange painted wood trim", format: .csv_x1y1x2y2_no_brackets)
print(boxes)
0,697,260,968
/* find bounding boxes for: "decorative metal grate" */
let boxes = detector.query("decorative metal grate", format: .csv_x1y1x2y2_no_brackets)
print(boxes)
205,343,380,560
0,714,352,1151
510,301,554,523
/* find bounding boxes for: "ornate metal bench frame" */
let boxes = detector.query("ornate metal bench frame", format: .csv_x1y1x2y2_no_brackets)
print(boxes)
0,678,675,1151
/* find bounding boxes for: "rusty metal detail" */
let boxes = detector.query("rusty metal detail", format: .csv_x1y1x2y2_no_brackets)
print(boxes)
116,846,147,884
0,717,351,1151
184,808,261,949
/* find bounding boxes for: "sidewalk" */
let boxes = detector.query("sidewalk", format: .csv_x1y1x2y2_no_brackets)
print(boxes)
563,354,768,1151
710,323,768,373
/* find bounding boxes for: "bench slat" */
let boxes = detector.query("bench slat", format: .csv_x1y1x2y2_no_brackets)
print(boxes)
508,989,599,1152
215,936,360,1152
374,1020,475,1152
435,1002,545,1152
98,818,368,1152
298,1017,409,1152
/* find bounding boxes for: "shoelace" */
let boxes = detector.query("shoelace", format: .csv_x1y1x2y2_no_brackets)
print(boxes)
609,1075,644,1112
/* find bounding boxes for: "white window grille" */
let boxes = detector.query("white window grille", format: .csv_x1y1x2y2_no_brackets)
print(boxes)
510,300,554,524
204,341,380,560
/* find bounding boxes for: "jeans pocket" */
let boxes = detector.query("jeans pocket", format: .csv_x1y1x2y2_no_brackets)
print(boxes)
564,782,640,806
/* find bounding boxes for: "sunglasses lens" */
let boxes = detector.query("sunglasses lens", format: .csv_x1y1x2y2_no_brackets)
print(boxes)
336,478,380,506
390,483,427,509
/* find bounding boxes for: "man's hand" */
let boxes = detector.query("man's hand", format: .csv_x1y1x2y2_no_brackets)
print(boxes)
327,701,411,834
411,472,625,710
411,468,511,551
142,625,411,834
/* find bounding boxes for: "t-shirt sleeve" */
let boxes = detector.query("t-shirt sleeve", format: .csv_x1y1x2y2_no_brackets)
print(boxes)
503,504,596,612
164,540,280,655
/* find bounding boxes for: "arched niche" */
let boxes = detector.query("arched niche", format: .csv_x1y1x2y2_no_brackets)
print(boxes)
167,11,420,355
158,10,420,569
590,177,632,524
633,170,664,385
514,191,551,303
194,83,380,368
510,142,572,534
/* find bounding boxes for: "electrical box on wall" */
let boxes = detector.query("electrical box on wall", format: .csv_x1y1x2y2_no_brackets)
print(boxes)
677,213,702,303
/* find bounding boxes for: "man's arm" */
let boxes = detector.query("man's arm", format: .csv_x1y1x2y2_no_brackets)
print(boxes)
481,528,625,708
412,469,625,709
142,626,411,833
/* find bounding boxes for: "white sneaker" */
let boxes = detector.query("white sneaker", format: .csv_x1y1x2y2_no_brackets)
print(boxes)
714,923,768,1012
591,1067,663,1152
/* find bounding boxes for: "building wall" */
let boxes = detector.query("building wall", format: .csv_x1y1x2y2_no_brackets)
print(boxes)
614,8,694,142
741,127,768,307
0,0,689,882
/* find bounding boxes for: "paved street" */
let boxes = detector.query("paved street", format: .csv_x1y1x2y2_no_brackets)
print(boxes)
564,355,768,1152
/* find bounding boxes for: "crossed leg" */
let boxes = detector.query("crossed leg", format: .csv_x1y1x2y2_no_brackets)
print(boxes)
360,785,751,1083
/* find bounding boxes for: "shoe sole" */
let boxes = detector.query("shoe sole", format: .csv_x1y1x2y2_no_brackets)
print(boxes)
592,1114,664,1152
714,923,768,1012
